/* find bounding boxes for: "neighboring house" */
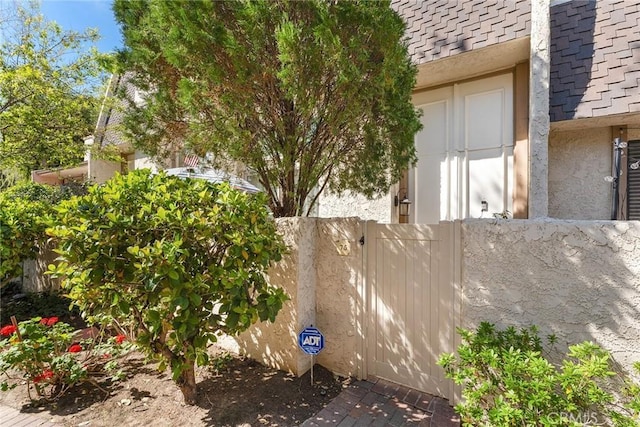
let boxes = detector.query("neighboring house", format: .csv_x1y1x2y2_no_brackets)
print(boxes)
31,162,88,186
86,73,180,183
86,73,260,190
88,1,640,224
391,0,640,223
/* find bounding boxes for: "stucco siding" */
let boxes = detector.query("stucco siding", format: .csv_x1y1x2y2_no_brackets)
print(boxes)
227,217,363,377
461,219,640,370
549,126,612,219
314,218,363,378
88,158,120,184
218,217,640,388
232,218,317,375
316,191,392,223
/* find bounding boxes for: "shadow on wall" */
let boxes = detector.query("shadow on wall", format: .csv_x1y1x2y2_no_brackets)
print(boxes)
359,222,458,401
462,219,640,376
228,217,366,379
231,217,314,376
549,1,596,121
23,242,61,293
313,218,364,378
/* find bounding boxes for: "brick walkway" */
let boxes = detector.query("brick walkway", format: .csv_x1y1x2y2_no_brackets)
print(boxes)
0,404,58,426
1,378,460,427
302,378,460,427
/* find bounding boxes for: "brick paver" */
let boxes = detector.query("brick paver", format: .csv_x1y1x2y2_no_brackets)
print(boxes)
0,404,58,426
1,379,460,426
302,378,460,427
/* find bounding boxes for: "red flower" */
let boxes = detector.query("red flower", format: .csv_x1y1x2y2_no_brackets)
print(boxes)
115,334,126,344
0,325,17,337
46,317,59,326
68,344,82,353
40,318,49,325
33,369,54,383
103,354,111,359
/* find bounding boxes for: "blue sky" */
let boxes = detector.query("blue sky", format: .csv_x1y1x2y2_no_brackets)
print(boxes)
40,0,123,53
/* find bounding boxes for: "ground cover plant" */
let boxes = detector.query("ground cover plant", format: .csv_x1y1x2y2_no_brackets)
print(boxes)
48,169,288,405
0,344,345,427
439,322,640,426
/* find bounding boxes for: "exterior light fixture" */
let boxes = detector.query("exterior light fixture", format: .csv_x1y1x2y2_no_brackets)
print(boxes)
394,192,412,218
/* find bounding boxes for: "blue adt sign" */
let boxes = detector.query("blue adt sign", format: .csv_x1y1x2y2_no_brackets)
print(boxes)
298,327,325,355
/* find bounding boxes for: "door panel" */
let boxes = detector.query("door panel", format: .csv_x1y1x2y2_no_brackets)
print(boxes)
412,88,453,224
366,223,454,399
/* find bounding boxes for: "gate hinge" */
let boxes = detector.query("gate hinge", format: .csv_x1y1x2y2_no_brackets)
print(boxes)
359,236,365,246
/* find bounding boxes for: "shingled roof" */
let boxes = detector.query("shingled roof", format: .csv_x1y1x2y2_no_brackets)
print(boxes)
391,0,531,65
549,1,640,122
95,73,137,148
393,0,640,123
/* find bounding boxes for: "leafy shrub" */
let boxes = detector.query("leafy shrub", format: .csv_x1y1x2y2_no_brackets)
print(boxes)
0,197,50,286
1,181,88,205
0,317,132,400
438,322,640,426
47,169,288,404
0,181,87,287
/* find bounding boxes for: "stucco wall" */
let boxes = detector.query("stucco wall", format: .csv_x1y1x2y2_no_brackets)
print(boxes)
316,191,391,223
231,218,317,375
314,218,363,377
225,217,640,388
88,158,120,184
528,0,551,218
22,244,60,293
549,126,612,219
461,219,640,371
225,217,363,378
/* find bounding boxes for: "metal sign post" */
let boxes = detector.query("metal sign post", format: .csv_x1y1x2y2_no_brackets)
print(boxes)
298,326,325,386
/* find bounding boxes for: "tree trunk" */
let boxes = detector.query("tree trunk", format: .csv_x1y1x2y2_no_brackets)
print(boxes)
176,359,198,405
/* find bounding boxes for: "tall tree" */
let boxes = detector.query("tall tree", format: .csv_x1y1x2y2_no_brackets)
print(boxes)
113,0,421,217
0,2,105,178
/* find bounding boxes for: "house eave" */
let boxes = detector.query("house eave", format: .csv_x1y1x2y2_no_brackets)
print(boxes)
31,162,88,185
551,112,640,132
414,36,530,91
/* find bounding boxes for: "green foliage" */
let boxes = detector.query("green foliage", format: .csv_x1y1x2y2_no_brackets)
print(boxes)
1,181,88,204
0,2,105,178
0,317,131,400
0,182,85,287
0,196,50,287
113,0,421,217
208,352,234,375
47,169,288,404
439,322,640,426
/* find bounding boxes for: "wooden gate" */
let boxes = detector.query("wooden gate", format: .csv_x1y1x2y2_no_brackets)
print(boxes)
364,221,460,401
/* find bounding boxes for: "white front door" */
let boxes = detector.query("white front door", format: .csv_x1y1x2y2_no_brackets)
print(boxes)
410,74,514,223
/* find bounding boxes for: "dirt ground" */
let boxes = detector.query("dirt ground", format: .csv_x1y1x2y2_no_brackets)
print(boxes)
0,346,347,427
0,285,347,426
